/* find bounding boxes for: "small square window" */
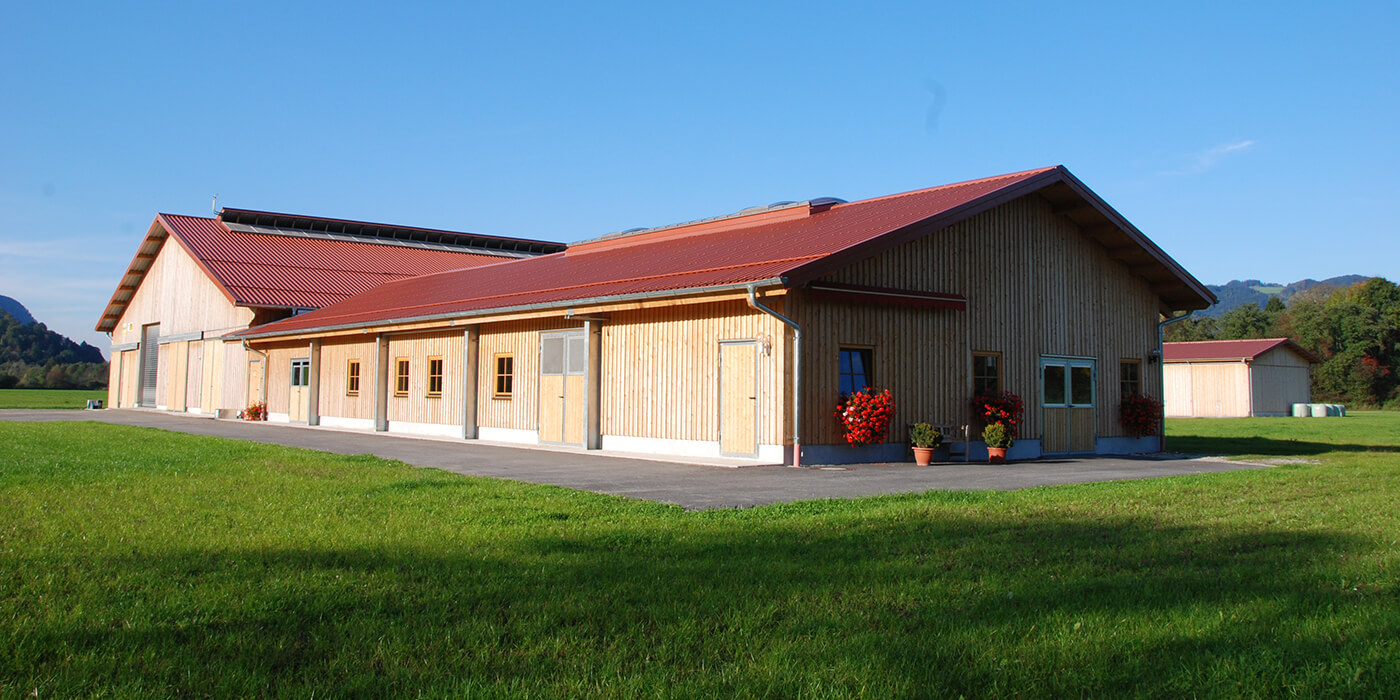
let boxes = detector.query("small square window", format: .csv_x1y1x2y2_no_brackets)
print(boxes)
973,352,1002,395
1121,359,1141,399
290,359,309,387
493,354,514,399
427,356,444,397
395,358,410,397
346,360,360,396
838,347,873,396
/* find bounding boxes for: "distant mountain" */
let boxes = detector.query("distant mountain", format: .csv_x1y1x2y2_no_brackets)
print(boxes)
1198,275,1372,317
0,309,105,365
0,295,36,325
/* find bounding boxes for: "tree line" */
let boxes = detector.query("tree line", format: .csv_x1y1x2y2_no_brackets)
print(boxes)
1166,277,1400,409
0,311,108,389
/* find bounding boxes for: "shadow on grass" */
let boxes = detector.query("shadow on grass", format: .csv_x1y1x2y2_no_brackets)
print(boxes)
1166,435,1400,458
12,512,1397,697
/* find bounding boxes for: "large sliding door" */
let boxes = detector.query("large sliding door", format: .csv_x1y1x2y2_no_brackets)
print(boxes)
138,323,160,407
1042,357,1096,454
539,331,586,446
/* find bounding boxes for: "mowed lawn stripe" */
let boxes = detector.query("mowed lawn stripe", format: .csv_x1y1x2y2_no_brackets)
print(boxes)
1,418,1397,697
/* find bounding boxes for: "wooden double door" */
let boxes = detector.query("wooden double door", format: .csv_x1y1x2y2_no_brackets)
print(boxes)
1041,357,1095,454
539,331,587,445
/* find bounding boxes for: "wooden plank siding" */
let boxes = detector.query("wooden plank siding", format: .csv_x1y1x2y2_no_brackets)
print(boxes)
790,290,966,446
106,236,253,412
262,343,301,417
476,318,576,432
221,341,250,413
318,338,375,420
386,332,464,426
109,238,252,346
117,350,139,408
163,340,188,411
200,338,223,414
598,301,789,446
802,194,1160,446
1249,347,1311,416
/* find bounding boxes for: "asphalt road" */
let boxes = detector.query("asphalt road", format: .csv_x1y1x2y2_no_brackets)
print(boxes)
2,409,1267,510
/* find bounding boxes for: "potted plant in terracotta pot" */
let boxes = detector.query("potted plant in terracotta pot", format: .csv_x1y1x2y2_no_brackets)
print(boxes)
909,422,943,466
982,422,1013,463
973,390,1022,464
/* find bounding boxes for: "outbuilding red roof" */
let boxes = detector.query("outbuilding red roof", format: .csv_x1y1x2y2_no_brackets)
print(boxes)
1164,338,1320,363
239,165,1216,339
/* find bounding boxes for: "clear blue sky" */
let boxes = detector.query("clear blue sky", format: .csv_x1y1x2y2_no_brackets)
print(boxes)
3,1,1396,355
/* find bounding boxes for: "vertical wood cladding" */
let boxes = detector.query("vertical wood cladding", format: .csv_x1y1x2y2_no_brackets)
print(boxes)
598,300,788,445
476,318,575,432
802,194,1160,445
385,332,464,426
118,350,138,407
222,342,249,411
264,344,297,415
318,338,375,420
110,238,252,346
201,339,224,414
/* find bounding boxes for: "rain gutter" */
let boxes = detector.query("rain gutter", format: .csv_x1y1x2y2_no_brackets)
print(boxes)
236,278,789,340
746,284,802,468
241,339,269,414
1156,313,1192,452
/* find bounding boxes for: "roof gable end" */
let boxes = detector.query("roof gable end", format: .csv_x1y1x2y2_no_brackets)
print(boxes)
1164,338,1320,364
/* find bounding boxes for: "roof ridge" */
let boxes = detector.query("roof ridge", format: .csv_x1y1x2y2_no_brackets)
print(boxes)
1165,337,1291,344
844,166,1061,208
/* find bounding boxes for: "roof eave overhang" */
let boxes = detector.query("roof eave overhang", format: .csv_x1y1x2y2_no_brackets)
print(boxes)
781,166,1217,314
1050,169,1217,312
95,218,177,333
236,277,789,341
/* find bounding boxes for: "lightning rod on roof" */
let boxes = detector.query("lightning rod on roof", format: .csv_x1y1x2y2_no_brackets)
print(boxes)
211,194,218,215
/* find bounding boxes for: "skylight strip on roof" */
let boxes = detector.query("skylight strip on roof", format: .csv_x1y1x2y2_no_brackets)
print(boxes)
224,222,537,258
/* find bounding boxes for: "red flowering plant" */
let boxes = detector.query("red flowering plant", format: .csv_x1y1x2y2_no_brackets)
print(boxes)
835,387,896,447
1119,394,1162,438
972,390,1024,438
242,400,267,421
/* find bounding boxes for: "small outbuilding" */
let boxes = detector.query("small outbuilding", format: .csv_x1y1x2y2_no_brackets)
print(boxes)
1163,338,1318,417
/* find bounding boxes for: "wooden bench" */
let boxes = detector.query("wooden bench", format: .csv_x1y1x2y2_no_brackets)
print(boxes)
907,423,973,462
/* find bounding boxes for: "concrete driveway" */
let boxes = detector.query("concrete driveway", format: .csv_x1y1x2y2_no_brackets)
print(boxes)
2,409,1266,510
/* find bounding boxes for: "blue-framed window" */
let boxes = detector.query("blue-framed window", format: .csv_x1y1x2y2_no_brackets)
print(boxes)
839,347,873,396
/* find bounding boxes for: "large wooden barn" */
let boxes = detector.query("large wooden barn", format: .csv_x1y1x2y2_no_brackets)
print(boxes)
97,209,563,415
1163,338,1317,417
169,165,1214,464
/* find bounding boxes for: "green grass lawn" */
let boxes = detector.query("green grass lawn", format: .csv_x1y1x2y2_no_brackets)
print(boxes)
0,388,108,409
2,416,1397,697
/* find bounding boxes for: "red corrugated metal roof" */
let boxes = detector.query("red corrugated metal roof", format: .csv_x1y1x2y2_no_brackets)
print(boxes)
1164,338,1319,363
240,166,1213,338
158,214,508,309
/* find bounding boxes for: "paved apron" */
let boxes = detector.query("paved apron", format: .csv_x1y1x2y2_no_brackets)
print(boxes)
1,409,1266,511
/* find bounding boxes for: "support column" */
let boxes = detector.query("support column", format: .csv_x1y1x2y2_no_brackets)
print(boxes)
307,339,321,426
374,334,390,432
462,325,479,439
584,319,603,450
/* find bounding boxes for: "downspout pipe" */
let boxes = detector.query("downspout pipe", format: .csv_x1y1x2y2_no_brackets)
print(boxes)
1156,313,1192,452
747,285,802,468
241,339,269,417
